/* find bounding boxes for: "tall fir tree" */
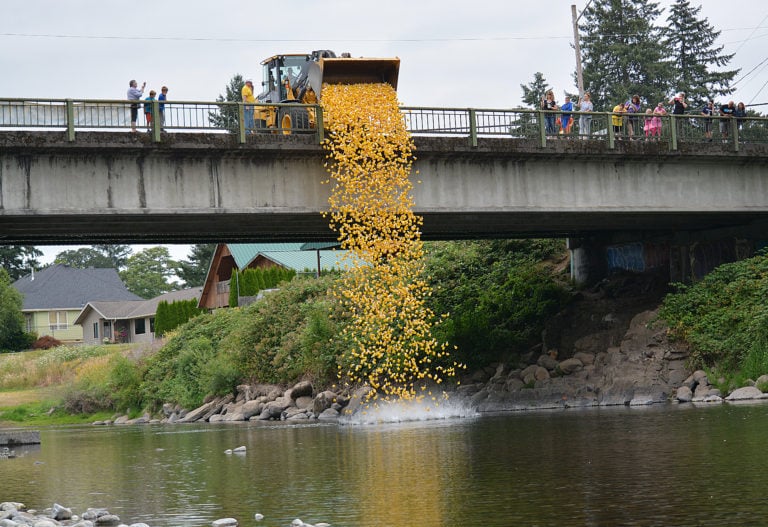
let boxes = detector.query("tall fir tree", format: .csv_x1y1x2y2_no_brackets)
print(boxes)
520,72,551,108
209,74,245,133
661,0,738,108
579,0,671,110
177,244,216,288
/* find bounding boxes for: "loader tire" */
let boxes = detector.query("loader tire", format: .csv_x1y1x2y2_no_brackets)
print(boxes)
281,107,311,135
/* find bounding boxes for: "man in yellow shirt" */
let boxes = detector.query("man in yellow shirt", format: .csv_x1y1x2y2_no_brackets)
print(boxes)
242,79,255,132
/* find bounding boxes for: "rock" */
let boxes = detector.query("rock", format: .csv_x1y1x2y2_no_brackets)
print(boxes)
53,503,72,521
289,380,313,400
211,519,238,527
312,391,336,415
1,504,25,512
253,514,264,521
259,397,292,419
557,358,583,375
94,515,120,525
317,408,339,420
240,400,264,420
756,374,768,386
295,396,313,410
725,386,767,401
534,366,550,381
233,446,246,453
537,354,559,370
676,385,693,402
32,520,57,527
573,351,595,365
129,524,151,527
113,415,129,425
179,399,219,423
342,386,374,416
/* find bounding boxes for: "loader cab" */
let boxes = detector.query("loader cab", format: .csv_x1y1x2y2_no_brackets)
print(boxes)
258,54,310,103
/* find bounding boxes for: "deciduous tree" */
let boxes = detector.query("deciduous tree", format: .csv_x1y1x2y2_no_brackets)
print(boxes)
120,247,179,299
0,246,42,281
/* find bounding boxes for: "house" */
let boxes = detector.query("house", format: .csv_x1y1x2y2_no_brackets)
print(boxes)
12,264,143,343
74,287,202,345
198,243,348,310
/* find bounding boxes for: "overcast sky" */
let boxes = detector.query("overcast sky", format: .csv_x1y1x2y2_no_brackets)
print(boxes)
2,0,766,263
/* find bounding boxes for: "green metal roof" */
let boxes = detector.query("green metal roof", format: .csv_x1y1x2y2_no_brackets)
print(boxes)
228,243,305,269
227,243,353,272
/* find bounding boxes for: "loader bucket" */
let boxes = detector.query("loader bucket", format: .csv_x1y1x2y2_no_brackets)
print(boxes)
309,57,400,98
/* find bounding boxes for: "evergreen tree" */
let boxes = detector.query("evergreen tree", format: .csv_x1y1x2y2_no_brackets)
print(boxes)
154,300,169,336
209,74,245,133
229,269,239,307
177,244,216,288
520,72,551,108
579,0,671,110
661,0,738,108
0,246,42,281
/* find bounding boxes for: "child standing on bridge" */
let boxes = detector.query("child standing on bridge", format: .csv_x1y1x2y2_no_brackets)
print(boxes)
144,90,157,133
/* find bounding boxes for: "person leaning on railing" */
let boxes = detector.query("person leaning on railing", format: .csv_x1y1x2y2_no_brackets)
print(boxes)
669,92,688,139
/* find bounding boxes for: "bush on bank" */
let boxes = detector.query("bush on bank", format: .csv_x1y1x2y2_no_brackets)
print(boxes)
658,251,768,387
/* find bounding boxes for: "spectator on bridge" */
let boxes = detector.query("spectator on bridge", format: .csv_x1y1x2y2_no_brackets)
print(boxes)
541,90,558,136
144,90,156,133
560,96,574,135
734,102,747,133
611,101,626,138
242,79,256,133
158,86,168,130
127,80,146,133
669,91,688,139
701,100,715,142
651,102,666,139
577,92,593,137
719,100,735,141
624,95,641,139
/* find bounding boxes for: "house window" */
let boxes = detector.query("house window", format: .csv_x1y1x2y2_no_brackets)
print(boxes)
135,318,146,335
25,314,33,333
93,322,99,339
103,320,112,339
149,317,155,333
49,311,68,331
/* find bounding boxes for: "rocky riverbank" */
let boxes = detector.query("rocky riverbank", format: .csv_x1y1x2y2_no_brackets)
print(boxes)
93,273,768,427
0,502,326,527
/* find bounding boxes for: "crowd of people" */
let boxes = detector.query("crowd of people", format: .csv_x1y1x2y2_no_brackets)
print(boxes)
540,90,751,141
126,80,169,133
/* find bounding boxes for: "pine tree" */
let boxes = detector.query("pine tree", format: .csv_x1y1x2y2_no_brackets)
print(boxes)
209,74,245,133
229,269,239,308
579,0,671,110
177,244,216,288
661,0,738,108
520,72,551,108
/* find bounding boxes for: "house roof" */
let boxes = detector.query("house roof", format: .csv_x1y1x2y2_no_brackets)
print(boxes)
74,287,202,325
227,243,352,271
13,264,142,311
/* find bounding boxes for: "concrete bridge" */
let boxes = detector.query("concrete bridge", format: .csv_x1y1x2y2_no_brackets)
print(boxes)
2,130,767,249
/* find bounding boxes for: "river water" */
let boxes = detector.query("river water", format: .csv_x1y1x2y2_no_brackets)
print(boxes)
4,400,768,527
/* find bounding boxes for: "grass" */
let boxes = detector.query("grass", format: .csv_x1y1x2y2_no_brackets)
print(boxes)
0,343,151,426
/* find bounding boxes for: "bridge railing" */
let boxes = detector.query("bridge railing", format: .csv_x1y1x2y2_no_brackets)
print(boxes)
1,98,766,151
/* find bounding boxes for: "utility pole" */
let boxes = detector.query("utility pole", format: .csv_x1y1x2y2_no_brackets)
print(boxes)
572,4,585,98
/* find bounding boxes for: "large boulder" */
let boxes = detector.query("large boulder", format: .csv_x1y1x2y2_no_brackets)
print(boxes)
725,386,767,401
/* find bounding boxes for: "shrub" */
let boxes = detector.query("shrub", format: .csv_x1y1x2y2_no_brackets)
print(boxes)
659,251,768,372
32,335,61,350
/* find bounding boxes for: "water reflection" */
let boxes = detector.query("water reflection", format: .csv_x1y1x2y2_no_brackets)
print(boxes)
3,403,768,527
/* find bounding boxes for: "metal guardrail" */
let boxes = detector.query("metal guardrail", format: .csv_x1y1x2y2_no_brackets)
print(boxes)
1,98,766,151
